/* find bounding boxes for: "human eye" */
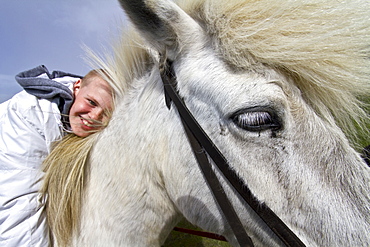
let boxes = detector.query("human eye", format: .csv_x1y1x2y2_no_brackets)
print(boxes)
87,99,97,106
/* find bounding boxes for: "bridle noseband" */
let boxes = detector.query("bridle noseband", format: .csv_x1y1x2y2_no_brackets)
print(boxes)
159,55,306,247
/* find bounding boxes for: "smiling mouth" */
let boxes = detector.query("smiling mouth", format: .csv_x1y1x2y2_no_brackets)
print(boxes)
81,117,95,129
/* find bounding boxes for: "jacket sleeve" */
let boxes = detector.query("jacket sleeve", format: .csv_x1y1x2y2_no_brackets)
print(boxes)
0,91,63,247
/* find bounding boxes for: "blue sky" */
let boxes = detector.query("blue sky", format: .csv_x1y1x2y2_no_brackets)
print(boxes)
0,0,127,103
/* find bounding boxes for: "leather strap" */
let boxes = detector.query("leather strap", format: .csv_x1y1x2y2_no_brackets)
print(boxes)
159,56,306,247
182,118,255,247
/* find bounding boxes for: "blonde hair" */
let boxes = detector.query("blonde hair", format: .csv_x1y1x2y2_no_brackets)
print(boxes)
41,134,97,246
81,69,112,88
42,30,146,247
43,71,116,246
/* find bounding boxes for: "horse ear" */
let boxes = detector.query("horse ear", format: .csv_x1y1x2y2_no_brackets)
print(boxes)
119,0,201,60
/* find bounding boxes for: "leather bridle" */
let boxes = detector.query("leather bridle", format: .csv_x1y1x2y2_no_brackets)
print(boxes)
159,55,306,247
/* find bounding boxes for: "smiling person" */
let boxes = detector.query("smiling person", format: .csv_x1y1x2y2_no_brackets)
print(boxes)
0,65,113,247
69,70,113,137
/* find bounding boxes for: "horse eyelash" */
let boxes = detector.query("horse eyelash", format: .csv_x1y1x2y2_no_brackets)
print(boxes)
231,110,281,132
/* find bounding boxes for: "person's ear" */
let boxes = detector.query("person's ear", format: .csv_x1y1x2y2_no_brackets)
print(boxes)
73,79,82,96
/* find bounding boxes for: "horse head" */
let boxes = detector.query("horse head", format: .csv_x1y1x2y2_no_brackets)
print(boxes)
44,0,370,246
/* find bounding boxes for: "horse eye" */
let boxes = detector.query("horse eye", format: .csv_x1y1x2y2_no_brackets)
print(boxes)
231,110,281,132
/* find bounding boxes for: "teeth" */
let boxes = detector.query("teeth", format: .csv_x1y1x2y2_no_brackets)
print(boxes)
82,119,92,127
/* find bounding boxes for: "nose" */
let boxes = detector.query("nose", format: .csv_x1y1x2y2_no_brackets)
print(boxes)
89,107,104,121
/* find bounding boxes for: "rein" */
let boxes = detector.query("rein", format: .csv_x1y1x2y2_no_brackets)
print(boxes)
159,56,306,247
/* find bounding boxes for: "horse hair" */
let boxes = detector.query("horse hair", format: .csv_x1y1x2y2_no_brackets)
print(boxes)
42,0,370,246
178,0,370,147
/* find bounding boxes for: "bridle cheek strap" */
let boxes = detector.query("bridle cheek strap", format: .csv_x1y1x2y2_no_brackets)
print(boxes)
159,57,254,247
159,55,306,247
185,121,258,247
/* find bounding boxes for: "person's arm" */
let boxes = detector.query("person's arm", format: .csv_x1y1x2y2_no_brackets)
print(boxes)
0,91,61,247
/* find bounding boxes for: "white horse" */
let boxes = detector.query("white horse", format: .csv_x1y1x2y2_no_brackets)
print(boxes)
42,0,370,246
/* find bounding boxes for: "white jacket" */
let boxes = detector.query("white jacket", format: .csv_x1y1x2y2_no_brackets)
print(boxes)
0,66,81,247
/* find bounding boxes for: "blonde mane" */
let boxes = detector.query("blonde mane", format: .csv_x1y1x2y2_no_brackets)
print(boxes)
89,0,370,146
84,29,152,102
179,0,370,147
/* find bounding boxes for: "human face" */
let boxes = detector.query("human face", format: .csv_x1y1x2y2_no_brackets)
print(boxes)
69,77,113,137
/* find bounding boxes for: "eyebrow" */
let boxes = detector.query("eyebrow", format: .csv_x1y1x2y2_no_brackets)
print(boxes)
85,94,100,105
